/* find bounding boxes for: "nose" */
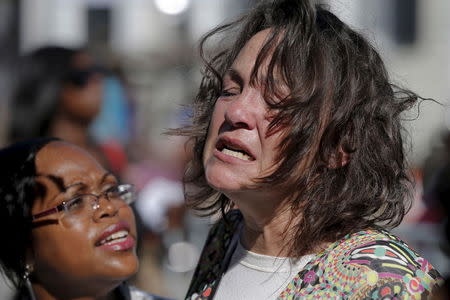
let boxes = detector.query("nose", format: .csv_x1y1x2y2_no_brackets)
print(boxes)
224,89,262,130
92,196,119,221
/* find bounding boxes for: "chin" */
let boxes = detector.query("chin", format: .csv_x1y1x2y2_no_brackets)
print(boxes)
107,255,139,280
103,248,139,274
205,167,247,193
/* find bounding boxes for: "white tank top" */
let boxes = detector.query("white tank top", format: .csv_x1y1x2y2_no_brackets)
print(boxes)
214,236,315,300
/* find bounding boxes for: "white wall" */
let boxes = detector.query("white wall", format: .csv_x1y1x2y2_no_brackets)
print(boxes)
20,0,87,53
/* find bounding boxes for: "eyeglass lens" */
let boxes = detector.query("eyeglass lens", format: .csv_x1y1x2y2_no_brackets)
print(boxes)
60,185,135,226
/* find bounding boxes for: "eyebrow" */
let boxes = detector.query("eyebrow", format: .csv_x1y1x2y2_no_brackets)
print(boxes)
36,174,84,193
224,69,244,87
40,171,115,193
34,172,117,208
44,174,67,193
225,67,285,90
100,172,116,184
64,172,116,192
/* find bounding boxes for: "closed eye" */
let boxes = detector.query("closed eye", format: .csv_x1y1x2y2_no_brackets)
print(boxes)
65,196,85,211
220,69,242,99
57,185,86,206
220,89,239,97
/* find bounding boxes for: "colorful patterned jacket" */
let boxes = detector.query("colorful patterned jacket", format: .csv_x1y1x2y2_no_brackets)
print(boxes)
186,210,443,299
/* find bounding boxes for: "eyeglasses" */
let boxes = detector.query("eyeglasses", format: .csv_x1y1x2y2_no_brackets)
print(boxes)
32,184,136,222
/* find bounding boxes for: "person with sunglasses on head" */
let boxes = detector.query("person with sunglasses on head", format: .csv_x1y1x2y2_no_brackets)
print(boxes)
178,0,443,299
0,137,170,300
9,46,113,171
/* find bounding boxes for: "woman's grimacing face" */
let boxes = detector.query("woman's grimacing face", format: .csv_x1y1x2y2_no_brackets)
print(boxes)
30,141,138,290
202,29,285,198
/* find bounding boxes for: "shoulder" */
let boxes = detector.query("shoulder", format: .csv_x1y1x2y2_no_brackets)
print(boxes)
296,229,443,299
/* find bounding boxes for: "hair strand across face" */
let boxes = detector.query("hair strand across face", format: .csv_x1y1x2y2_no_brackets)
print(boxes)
174,0,426,257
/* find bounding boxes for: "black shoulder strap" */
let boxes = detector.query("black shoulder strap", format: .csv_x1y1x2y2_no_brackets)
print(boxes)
185,210,243,299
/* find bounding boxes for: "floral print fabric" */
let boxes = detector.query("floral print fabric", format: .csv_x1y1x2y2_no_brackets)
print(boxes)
186,210,442,299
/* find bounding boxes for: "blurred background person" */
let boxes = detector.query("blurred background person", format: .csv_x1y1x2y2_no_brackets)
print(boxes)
8,46,113,171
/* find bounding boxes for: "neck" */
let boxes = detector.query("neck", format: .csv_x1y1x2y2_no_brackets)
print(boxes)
235,193,332,257
49,115,109,168
49,115,90,147
240,214,293,257
230,190,295,257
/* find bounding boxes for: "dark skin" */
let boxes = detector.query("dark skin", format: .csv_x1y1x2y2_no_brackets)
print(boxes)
29,141,138,300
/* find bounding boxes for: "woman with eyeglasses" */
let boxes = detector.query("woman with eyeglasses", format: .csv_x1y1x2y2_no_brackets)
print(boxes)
0,137,168,300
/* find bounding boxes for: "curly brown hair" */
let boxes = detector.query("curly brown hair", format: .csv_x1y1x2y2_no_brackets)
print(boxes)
178,0,420,256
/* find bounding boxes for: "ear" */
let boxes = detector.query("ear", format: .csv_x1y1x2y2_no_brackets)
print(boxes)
327,146,351,169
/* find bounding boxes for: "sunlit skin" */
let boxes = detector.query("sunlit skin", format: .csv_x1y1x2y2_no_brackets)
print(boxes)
30,141,138,300
202,29,298,256
203,29,283,198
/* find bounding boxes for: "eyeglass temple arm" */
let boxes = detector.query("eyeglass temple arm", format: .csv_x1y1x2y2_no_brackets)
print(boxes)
31,206,63,220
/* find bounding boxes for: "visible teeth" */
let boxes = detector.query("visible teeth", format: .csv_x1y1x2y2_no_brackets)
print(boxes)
221,148,251,161
109,230,128,240
104,237,127,246
100,230,128,245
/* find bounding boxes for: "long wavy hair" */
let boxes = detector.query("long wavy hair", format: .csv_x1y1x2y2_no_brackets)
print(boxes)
178,0,420,256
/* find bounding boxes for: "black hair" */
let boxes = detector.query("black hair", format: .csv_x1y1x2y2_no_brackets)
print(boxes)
0,137,59,288
9,46,80,141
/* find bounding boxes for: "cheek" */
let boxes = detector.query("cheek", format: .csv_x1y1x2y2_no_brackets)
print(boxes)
121,206,137,236
32,223,96,274
202,132,215,167
203,105,224,163
261,132,284,171
84,81,103,103
62,86,102,118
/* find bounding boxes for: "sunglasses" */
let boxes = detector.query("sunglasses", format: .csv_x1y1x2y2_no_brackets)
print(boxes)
66,66,104,87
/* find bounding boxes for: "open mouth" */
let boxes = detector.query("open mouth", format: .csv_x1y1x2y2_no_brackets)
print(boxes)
96,230,130,246
95,221,135,251
216,138,255,161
